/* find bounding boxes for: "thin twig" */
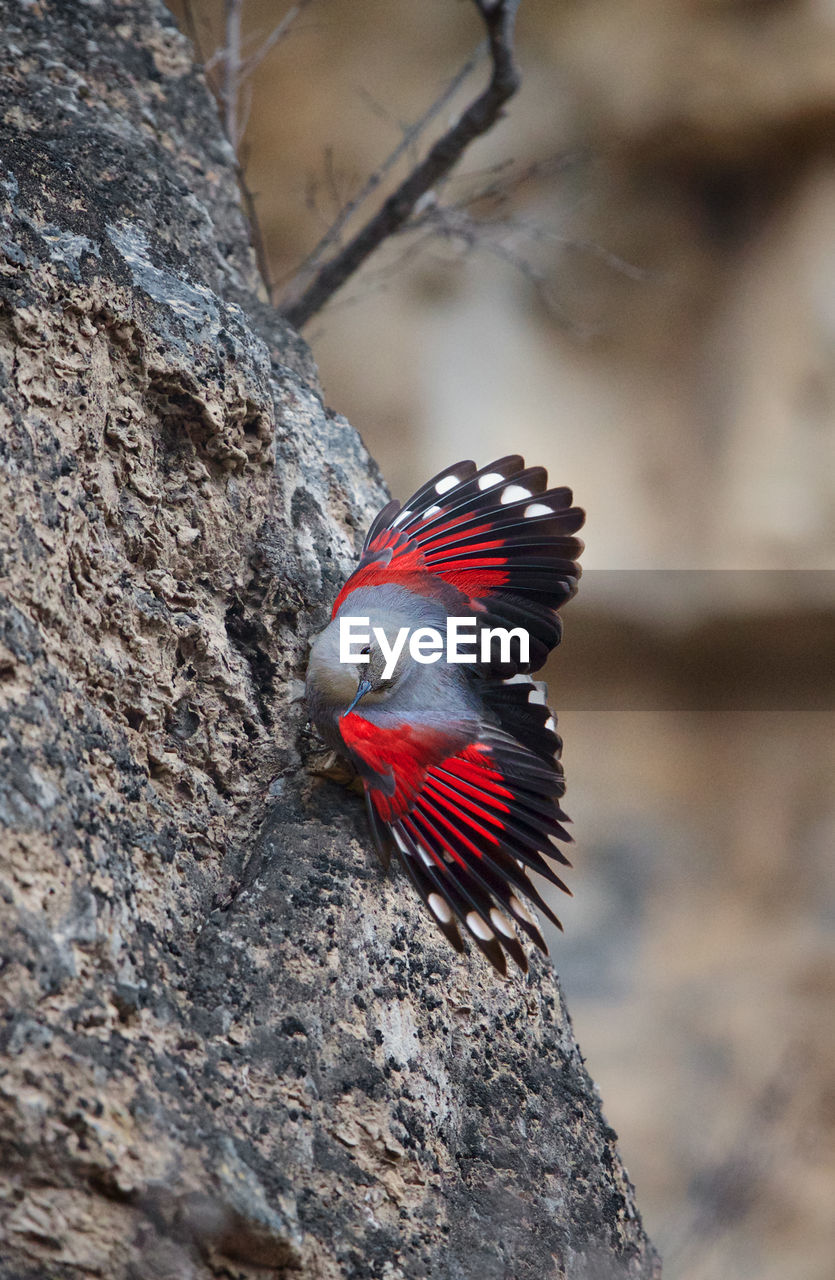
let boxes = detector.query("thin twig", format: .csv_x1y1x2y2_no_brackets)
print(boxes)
354,85,406,131
281,0,523,329
236,156,275,301
237,2,311,82
410,203,575,324
236,75,256,146
223,0,243,148
300,230,441,340
441,149,587,210
284,41,486,295
209,1,311,299
323,146,342,213
436,204,650,284
206,4,310,78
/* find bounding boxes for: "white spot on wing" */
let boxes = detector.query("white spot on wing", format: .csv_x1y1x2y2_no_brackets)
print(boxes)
524,502,553,518
428,893,453,924
435,475,459,495
500,484,532,504
477,472,505,490
502,673,532,686
423,504,442,518
418,844,435,868
527,684,548,706
544,715,557,733
489,908,515,938
509,895,536,927
392,829,410,855
466,911,495,941
391,508,412,526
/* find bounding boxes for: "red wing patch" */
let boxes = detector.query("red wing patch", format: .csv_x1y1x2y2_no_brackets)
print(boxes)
333,457,585,674
339,713,464,822
341,711,573,975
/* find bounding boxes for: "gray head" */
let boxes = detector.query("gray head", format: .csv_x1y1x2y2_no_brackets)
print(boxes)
306,613,414,720
305,585,450,737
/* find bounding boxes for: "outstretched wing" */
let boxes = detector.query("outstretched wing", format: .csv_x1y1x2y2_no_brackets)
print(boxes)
341,707,571,975
333,457,585,672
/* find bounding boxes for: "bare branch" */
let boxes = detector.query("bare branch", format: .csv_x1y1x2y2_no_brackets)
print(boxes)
236,73,256,145
440,149,587,212
283,40,487,296
223,0,243,148
394,192,650,337
236,156,275,301
217,2,311,150
203,2,313,300
408,202,577,327
281,0,523,329
238,1,311,82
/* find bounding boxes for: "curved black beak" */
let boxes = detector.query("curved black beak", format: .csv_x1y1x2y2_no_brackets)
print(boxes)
343,678,372,717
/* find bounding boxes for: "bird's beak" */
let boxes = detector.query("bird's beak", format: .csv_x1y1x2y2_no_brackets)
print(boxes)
343,678,372,717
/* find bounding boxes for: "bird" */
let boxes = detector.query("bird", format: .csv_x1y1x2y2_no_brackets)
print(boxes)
305,455,584,974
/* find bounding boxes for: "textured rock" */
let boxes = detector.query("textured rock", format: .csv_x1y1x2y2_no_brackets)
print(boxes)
0,2,658,1277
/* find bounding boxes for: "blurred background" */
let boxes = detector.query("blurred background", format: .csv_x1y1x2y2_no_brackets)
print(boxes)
170,2,835,1275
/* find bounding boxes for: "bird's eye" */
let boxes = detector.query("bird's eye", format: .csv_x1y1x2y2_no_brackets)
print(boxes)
360,644,371,655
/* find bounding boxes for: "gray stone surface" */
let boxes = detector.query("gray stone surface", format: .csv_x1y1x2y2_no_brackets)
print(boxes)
0,2,659,1276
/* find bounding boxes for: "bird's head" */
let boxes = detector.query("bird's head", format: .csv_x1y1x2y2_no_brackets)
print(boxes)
305,611,415,722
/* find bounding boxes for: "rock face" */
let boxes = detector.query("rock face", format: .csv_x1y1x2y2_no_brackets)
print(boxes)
0,3,659,1277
